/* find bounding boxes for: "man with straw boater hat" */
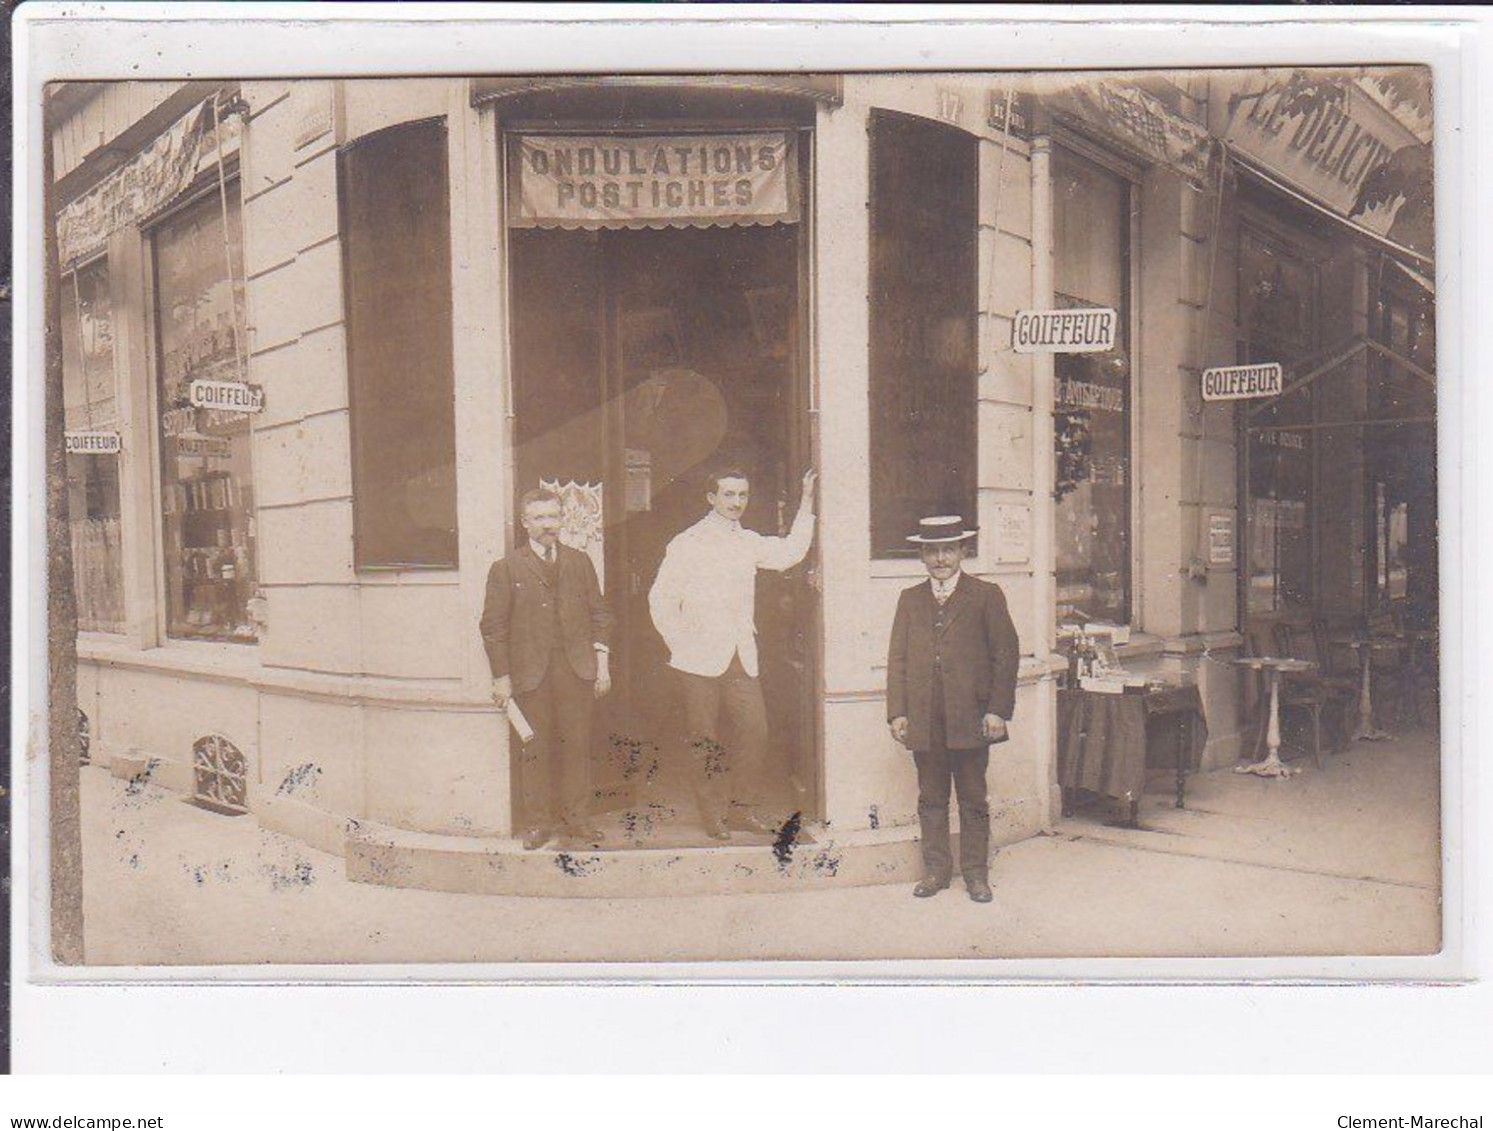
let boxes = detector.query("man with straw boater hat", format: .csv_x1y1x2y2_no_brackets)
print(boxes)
887,515,1020,903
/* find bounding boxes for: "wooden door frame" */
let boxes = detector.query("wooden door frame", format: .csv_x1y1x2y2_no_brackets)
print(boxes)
497,121,825,823
793,124,824,821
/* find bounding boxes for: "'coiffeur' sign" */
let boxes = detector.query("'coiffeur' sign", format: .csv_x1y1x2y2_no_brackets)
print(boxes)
189,380,265,413
1012,308,1119,354
65,431,122,455
511,133,799,229
1202,363,1283,401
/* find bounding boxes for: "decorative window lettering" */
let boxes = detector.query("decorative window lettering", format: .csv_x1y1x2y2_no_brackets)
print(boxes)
1056,377,1126,413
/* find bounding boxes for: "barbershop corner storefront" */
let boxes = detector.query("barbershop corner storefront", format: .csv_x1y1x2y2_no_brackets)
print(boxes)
53,71,1432,898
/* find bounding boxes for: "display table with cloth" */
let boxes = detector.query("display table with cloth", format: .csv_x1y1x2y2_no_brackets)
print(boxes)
1057,685,1208,825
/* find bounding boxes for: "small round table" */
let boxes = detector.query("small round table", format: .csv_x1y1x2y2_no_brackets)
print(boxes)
1232,656,1318,778
1345,636,1405,742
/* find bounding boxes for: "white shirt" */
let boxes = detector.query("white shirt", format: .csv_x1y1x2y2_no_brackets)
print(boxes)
931,569,962,607
649,507,815,678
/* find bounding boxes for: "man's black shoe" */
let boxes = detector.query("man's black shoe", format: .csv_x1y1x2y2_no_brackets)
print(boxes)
965,876,994,903
913,874,952,898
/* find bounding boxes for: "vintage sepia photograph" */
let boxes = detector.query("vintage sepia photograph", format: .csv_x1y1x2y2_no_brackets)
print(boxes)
37,60,1446,969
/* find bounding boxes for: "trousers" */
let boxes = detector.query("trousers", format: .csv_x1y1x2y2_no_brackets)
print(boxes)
513,657,594,829
913,667,991,879
913,746,991,881
677,654,769,822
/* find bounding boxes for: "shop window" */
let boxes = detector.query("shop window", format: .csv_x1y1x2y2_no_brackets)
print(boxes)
1370,281,1437,625
1052,152,1132,626
1239,229,1317,618
868,111,979,558
61,257,125,633
340,118,458,568
152,184,258,642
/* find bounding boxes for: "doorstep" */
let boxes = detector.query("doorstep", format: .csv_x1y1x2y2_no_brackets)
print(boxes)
344,817,926,898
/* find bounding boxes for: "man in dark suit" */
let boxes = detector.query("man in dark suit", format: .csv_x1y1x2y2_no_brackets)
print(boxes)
481,488,613,851
887,515,1021,903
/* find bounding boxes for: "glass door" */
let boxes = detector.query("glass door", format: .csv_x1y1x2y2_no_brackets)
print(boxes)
1238,228,1319,620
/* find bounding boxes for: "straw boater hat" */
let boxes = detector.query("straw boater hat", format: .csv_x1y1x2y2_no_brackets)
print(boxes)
906,515,978,544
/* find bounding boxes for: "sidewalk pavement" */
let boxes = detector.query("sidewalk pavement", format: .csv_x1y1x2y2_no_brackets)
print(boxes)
75,727,1442,966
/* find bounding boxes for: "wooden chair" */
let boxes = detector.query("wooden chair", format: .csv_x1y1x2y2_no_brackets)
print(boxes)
1402,630,1440,727
1275,621,1356,755
1364,610,1411,725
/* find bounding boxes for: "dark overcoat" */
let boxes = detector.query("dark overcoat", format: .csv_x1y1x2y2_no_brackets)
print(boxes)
886,574,1021,752
479,544,613,695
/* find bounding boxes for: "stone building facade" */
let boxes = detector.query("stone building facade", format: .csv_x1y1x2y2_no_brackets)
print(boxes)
53,69,1434,895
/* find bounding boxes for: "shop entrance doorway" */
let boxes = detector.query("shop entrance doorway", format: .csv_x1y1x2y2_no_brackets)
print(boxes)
508,219,819,845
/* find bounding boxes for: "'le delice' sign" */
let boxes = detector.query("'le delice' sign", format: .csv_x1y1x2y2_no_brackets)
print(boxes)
511,133,799,230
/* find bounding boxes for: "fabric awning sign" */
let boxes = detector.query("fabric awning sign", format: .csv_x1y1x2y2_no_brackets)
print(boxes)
509,132,799,230
1047,78,1214,184
1213,71,1432,263
56,99,241,267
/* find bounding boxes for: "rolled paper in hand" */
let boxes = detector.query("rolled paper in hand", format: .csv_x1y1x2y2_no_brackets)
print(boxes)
506,699,535,744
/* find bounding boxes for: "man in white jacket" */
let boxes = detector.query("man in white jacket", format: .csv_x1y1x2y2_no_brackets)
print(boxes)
649,466,816,840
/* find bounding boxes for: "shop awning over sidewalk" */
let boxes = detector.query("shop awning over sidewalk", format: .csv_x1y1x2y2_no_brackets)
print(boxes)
1230,149,1434,273
53,91,242,268
1210,68,1434,270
